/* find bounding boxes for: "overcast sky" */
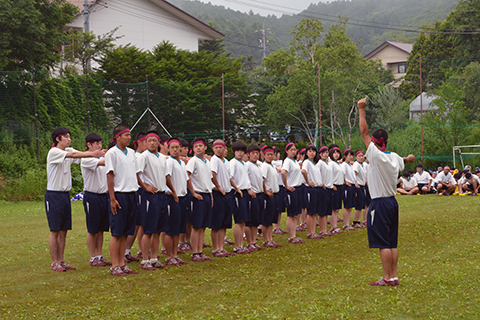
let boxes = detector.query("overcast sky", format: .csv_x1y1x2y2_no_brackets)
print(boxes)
199,0,330,17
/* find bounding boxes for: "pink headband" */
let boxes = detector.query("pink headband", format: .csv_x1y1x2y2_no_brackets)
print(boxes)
285,142,295,151
114,128,130,139
300,148,306,154
134,136,146,149
263,148,274,154
260,145,267,151
319,146,328,153
332,147,340,152
344,148,351,156
193,140,207,147
145,133,160,141
52,133,64,148
168,139,181,146
355,150,364,157
213,141,226,148
372,136,387,151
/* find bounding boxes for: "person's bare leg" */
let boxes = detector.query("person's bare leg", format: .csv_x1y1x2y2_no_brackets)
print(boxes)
391,248,398,278
306,214,316,235
363,206,369,222
109,235,124,268
198,228,206,253
301,208,307,226
354,209,362,224
330,210,339,229
49,231,60,262
343,208,352,226
141,233,152,260
262,225,273,242
319,215,327,232
172,235,179,258
380,248,393,279
287,216,296,239
151,233,160,259
160,232,166,253
86,232,97,258
219,228,226,251
191,228,201,254
164,234,174,260
119,236,127,266
234,223,245,248
126,225,139,252
211,229,220,251
95,232,104,256
409,187,419,194
136,226,144,255
186,223,192,242
397,188,408,195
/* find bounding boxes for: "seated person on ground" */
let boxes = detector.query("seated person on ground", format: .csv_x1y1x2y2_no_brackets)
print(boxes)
397,171,419,195
413,166,433,194
436,166,456,196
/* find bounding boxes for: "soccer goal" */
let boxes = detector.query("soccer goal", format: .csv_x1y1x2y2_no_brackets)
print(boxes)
452,145,480,169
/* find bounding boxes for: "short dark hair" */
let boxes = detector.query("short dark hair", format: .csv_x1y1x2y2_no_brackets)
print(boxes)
51,127,70,146
135,132,147,141
402,171,409,178
85,132,102,148
372,128,388,149
159,134,170,144
179,138,189,147
454,172,462,180
329,147,341,161
147,130,160,136
465,172,472,179
232,141,247,152
247,144,261,153
113,124,129,139
273,146,281,154
192,137,207,146
167,137,181,145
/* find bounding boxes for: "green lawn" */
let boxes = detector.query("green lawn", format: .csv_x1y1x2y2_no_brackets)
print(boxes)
1,196,479,319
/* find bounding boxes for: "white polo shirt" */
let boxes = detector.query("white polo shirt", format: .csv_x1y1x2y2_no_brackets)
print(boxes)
211,154,232,193
365,142,404,199
330,159,344,185
262,161,279,193
316,159,333,189
81,157,107,194
272,159,284,187
436,171,456,185
136,149,168,192
302,159,322,187
414,171,432,184
105,145,138,192
342,162,356,185
401,177,417,189
352,161,367,186
46,147,79,192
246,160,263,193
282,157,303,187
230,157,251,190
166,157,189,197
186,155,212,193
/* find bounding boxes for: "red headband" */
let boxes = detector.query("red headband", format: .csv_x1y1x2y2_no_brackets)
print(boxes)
52,133,64,148
168,139,181,146
332,147,340,152
134,136,146,149
319,146,328,153
213,141,226,148
263,148,274,154
114,128,130,139
285,142,295,151
260,145,267,151
343,148,351,156
193,140,207,147
371,136,387,151
355,150,364,157
145,133,160,141
300,148,306,154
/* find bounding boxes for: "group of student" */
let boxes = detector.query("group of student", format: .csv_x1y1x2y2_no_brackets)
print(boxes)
45,125,375,276
396,165,480,196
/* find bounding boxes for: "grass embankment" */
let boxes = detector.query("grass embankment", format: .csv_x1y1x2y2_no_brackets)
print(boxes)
0,196,479,319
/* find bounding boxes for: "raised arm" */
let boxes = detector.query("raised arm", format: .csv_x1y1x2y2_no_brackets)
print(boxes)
357,98,371,149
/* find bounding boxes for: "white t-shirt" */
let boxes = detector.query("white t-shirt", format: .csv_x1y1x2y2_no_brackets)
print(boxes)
246,160,264,194
210,154,232,193
365,142,404,199
436,171,456,185
186,155,212,193
272,159,284,187
414,171,432,184
330,159,344,185
262,161,279,193
316,159,333,189
401,177,417,189
46,147,80,192
302,159,322,187
282,157,303,187
352,161,367,186
136,150,168,192
105,145,138,193
166,157,189,197
342,162,356,185
81,157,107,194
230,158,251,190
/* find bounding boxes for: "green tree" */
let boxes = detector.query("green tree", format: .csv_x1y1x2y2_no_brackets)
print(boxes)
0,0,78,71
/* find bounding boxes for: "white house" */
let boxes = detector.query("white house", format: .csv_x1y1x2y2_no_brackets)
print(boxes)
66,0,224,52
409,92,439,121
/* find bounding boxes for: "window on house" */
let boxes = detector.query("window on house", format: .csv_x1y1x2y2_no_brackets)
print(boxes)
398,64,408,74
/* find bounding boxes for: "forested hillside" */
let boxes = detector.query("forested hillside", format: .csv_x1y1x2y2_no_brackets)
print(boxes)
170,0,457,64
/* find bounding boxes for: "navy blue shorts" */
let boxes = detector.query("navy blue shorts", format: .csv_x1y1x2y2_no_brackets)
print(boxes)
276,186,286,214
367,197,399,248
246,193,264,227
45,190,72,231
354,186,366,210
234,190,250,224
142,191,167,234
211,190,234,230
262,192,278,225
135,188,144,226
343,185,356,209
298,185,307,209
109,192,136,237
83,191,109,234
304,186,320,215
319,188,332,216
365,185,371,206
418,183,428,190
332,185,343,210
191,192,212,229
166,195,188,236
185,190,192,224
285,187,302,217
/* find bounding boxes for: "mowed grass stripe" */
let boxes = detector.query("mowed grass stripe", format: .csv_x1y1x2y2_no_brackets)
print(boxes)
0,196,479,319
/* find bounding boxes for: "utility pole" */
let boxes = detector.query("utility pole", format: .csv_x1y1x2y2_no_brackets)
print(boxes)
256,20,271,69
83,0,97,71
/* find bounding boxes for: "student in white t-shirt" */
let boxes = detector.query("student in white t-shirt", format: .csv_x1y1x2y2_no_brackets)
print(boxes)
301,145,323,239
81,132,111,267
342,149,357,230
272,147,287,235
397,171,419,195
45,127,106,272
317,146,337,236
358,97,415,286
436,166,456,195
329,145,344,230
413,166,433,194
352,150,367,228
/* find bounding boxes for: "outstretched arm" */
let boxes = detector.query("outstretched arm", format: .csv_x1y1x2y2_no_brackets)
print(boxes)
357,98,371,149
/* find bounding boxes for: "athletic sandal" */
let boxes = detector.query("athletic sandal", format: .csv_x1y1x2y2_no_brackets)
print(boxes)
330,227,344,234
191,254,204,262
353,223,364,229
253,243,262,251
221,249,235,256
320,231,333,236
273,228,287,235
343,225,355,231
263,241,275,248
201,253,213,261
212,250,228,257
151,260,168,269
51,262,66,272
288,237,304,244
140,261,155,271
100,257,112,266
392,277,399,286
136,252,143,259
296,225,304,232
121,265,138,274
272,241,282,247
165,258,180,266
125,252,139,262
60,261,76,270
224,238,235,245
307,233,324,239
174,257,189,265
369,278,395,286
90,258,106,267
161,248,167,255
233,246,249,254
109,266,126,276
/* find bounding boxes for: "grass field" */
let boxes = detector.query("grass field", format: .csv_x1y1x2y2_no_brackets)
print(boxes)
1,196,479,319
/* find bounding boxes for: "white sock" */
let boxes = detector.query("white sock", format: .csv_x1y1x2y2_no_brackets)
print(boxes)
95,255,102,260
150,258,158,262
90,257,96,262
125,249,131,255
141,260,149,264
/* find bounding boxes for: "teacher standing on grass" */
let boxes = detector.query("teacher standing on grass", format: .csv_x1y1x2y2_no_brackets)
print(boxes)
357,98,415,286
